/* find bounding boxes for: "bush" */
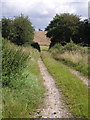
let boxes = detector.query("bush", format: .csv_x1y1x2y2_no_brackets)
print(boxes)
61,41,83,52
2,38,29,87
50,41,83,54
31,42,41,52
2,38,45,117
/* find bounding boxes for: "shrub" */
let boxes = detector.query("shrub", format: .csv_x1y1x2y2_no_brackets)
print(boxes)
61,40,83,52
31,42,41,52
2,38,45,117
50,41,83,54
2,38,29,87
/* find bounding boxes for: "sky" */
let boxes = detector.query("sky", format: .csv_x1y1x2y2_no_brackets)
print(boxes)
1,0,89,30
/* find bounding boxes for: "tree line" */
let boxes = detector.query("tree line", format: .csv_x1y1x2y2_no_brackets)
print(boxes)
45,13,90,48
2,13,90,48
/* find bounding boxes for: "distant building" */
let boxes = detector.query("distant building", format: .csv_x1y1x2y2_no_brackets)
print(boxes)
88,1,90,22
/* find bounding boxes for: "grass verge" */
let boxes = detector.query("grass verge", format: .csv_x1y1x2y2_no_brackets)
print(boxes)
50,42,89,77
2,39,45,118
41,51,88,118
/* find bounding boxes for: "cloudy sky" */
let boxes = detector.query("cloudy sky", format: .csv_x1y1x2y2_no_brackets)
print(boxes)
1,0,89,30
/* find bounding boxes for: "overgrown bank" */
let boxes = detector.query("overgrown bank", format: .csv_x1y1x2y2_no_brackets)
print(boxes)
41,51,88,118
2,39,44,118
49,42,89,77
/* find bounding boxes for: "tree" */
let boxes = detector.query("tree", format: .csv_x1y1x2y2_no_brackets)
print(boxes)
45,13,81,47
12,14,34,45
2,14,34,45
39,29,43,31
78,19,90,46
2,18,12,39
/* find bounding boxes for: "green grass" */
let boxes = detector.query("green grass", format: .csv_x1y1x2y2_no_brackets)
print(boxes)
41,51,88,118
84,46,90,50
40,45,49,51
2,39,45,118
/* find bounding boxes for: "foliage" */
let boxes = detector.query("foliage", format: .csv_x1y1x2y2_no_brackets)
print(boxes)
2,18,12,39
49,42,89,76
60,40,83,52
31,42,41,52
2,38,29,87
41,51,88,118
39,29,43,31
2,14,34,45
45,13,81,47
2,39,45,117
76,19,90,46
45,13,90,48
12,14,34,45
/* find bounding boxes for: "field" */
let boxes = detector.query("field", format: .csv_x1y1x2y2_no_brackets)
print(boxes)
33,31,50,46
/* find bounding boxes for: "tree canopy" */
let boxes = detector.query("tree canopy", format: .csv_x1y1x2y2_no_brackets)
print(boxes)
45,13,90,47
2,14,34,45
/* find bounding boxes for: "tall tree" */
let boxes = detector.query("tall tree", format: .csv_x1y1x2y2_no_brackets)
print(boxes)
45,13,81,47
2,14,34,45
12,14,34,45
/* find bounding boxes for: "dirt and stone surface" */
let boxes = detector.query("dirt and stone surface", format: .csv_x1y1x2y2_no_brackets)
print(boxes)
35,58,72,118
33,32,88,118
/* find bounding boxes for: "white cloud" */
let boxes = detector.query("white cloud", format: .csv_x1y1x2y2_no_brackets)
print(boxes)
1,0,89,29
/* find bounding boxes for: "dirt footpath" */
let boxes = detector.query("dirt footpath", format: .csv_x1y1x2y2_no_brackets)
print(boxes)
36,58,72,118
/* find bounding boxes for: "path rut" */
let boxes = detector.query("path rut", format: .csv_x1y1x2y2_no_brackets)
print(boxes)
36,58,72,118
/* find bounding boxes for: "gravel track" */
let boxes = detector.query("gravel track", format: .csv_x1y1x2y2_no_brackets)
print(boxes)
36,58,72,118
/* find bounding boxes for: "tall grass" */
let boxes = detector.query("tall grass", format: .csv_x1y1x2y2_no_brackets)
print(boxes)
50,42,89,76
2,39,44,118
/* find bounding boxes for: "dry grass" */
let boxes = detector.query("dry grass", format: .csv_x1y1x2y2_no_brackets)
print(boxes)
54,49,88,76
56,50,88,65
50,42,89,76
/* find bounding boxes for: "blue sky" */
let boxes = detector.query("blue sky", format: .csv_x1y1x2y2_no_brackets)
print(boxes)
1,0,89,30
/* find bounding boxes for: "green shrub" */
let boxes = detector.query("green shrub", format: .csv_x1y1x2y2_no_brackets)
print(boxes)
2,38,29,87
31,42,41,52
62,41,82,51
